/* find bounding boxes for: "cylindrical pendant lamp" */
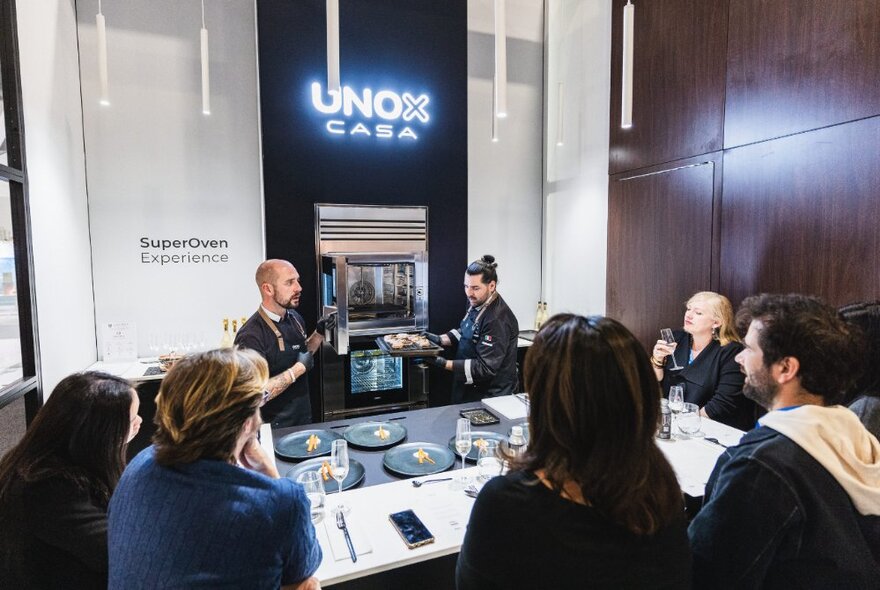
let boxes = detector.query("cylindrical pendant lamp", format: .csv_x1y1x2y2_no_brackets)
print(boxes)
494,0,507,118
621,0,634,129
97,0,110,106
327,0,341,93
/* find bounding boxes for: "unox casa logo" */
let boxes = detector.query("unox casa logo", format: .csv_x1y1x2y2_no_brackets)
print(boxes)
310,82,430,141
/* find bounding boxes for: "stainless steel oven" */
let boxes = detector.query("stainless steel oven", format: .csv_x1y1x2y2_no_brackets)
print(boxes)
320,252,428,355
316,204,430,419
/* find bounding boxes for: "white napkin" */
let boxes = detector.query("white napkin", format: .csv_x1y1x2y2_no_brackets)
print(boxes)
482,395,529,420
323,513,374,562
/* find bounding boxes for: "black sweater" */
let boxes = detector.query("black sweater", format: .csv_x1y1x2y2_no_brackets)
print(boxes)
456,471,692,590
1,476,108,589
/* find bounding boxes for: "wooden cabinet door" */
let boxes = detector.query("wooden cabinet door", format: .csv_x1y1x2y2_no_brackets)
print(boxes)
607,155,721,350
720,117,880,308
609,0,728,174
725,0,880,148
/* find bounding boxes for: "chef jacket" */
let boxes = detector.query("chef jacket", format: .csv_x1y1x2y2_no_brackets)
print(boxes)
445,293,519,403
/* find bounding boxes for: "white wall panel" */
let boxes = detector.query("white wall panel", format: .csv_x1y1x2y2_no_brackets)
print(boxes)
17,0,97,394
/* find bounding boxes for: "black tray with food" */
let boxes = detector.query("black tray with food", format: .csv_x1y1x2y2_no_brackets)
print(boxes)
375,334,443,357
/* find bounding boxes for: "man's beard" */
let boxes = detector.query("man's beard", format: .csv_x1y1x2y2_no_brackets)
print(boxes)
275,294,299,309
742,366,778,410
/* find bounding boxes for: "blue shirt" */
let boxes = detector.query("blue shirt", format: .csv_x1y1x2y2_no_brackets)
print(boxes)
108,447,321,589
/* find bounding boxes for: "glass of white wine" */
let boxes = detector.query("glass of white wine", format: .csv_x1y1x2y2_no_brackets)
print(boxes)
330,439,350,515
660,328,684,371
454,418,472,488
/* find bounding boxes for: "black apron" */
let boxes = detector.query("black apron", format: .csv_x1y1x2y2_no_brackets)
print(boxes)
452,296,493,404
257,308,312,427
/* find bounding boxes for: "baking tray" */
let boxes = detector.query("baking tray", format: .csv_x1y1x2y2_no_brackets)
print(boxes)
375,337,443,357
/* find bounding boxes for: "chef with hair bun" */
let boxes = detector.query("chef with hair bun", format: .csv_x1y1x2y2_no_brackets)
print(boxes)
424,255,520,403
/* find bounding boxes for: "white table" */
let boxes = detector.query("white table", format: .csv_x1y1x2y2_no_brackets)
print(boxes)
260,417,745,587
87,357,166,382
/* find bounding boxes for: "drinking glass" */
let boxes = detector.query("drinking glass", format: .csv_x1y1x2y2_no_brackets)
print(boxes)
454,418,472,487
668,385,685,413
330,439,350,515
477,440,502,482
297,471,326,523
677,402,702,438
660,328,683,371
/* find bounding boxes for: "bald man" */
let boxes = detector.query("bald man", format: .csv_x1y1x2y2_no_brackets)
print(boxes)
235,259,333,428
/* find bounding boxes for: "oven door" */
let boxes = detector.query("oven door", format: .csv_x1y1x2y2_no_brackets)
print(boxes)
321,252,428,355
344,340,409,409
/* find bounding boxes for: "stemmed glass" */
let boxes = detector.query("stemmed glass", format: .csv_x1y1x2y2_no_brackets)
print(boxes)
330,439,350,515
454,418,472,487
660,328,684,371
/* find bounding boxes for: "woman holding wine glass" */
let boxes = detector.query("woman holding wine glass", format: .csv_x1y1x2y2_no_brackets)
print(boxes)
651,291,754,431
107,348,322,590
457,315,691,589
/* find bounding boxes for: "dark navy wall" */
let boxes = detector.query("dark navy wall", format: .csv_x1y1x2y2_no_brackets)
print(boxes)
256,0,468,339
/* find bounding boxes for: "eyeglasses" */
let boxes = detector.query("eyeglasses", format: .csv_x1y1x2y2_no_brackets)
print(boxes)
260,390,271,407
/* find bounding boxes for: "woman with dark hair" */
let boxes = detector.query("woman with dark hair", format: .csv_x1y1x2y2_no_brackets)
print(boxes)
0,372,141,588
456,314,691,590
839,301,880,438
424,254,520,403
108,347,321,590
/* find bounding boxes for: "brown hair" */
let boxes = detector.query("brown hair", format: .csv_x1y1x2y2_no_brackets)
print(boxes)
687,291,741,346
153,348,268,466
515,314,683,535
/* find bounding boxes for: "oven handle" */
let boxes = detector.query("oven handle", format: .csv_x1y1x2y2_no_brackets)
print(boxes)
415,361,429,397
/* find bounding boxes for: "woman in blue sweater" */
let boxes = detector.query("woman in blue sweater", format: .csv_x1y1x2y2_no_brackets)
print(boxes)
108,348,321,589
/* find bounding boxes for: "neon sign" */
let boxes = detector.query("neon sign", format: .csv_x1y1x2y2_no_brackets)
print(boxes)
310,82,430,141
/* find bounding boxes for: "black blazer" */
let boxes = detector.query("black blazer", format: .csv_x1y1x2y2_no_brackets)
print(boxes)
660,330,755,431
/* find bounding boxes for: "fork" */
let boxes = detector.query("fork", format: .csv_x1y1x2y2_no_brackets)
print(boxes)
411,477,453,487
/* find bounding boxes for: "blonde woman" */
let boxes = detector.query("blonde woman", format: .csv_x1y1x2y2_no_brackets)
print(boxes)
651,291,755,430
107,348,321,590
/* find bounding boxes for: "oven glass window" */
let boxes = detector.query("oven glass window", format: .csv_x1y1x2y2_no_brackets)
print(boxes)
349,349,403,394
346,262,414,321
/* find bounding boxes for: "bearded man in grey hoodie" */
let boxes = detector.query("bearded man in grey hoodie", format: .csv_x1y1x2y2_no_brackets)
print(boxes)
688,293,880,589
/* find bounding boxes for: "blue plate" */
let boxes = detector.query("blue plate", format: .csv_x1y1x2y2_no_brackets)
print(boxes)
273,429,343,462
383,442,456,477
343,421,407,449
447,431,508,462
281,457,366,492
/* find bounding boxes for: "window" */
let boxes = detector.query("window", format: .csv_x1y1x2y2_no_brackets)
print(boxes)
0,0,40,420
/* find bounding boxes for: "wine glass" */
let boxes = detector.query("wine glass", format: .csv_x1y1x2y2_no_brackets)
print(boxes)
330,439,350,515
297,471,326,523
660,328,684,371
677,403,703,438
454,418,472,487
668,385,684,437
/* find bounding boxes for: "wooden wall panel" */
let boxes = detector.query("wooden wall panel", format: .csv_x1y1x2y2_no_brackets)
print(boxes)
607,156,720,350
720,116,880,308
725,0,880,148
609,0,728,174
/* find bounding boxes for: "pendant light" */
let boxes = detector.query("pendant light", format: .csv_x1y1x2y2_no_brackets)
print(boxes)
494,0,507,118
556,82,564,146
491,76,499,142
327,0,341,94
200,0,211,115
621,0,634,129
96,0,110,106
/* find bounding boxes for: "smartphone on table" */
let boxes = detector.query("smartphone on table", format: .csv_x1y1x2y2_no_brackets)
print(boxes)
389,509,435,549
